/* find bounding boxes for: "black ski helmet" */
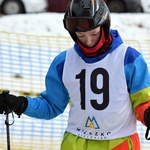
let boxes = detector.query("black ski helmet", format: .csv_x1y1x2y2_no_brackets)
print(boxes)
63,0,111,42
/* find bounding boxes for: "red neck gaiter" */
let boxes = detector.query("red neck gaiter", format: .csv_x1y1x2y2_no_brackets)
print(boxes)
77,28,112,57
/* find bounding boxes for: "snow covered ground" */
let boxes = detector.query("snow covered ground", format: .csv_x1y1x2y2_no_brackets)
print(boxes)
0,12,150,40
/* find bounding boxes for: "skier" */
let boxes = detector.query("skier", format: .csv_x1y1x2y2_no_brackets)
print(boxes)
1,0,150,149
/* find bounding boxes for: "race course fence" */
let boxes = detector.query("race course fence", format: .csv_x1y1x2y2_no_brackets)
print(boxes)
0,31,150,150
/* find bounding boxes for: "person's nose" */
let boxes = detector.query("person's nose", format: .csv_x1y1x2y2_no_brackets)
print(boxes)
85,36,93,47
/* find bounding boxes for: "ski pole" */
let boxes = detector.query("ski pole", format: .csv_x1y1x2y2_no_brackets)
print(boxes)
2,90,14,150
145,127,150,140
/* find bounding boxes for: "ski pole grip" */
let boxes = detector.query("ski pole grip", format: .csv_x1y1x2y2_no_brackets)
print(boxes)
2,90,10,95
2,90,10,114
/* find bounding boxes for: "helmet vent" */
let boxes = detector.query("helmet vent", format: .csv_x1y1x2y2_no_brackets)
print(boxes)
82,0,92,9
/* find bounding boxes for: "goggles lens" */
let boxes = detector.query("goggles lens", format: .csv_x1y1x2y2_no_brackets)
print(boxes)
64,18,95,32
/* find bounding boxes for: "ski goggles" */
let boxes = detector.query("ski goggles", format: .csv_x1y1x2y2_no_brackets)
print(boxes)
63,18,96,32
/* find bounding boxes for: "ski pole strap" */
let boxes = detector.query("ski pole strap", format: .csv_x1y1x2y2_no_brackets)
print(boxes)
145,127,150,140
5,111,15,126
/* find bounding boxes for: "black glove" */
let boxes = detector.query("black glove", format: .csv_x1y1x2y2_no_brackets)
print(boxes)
0,92,28,117
144,106,150,140
144,106,150,128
